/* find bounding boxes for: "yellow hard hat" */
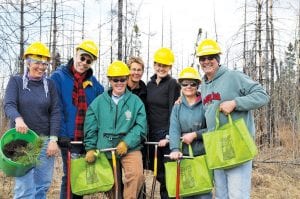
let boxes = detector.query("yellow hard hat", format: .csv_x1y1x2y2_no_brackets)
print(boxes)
23,41,50,60
153,47,175,66
196,39,221,56
178,67,201,82
76,39,98,59
107,60,130,77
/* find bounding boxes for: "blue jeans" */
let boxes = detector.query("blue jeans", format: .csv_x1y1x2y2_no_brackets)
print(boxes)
183,192,212,199
14,139,55,199
214,160,253,199
60,146,83,199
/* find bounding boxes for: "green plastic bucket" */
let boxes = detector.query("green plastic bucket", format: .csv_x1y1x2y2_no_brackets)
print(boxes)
0,128,39,177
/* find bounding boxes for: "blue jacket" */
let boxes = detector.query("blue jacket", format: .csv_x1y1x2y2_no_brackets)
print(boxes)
201,65,270,136
169,95,207,156
50,59,104,138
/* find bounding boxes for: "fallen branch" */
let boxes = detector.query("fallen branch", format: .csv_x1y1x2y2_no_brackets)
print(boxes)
254,160,300,165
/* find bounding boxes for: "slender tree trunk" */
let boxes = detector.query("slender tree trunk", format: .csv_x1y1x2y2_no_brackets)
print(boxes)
256,0,265,145
110,1,113,63
243,0,247,74
51,0,57,71
265,0,272,146
124,0,128,62
257,1,263,83
117,0,123,60
19,0,24,74
82,0,85,40
39,0,42,41
161,8,164,47
269,0,276,146
146,17,150,81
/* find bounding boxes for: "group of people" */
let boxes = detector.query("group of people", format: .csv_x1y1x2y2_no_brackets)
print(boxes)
3,37,269,199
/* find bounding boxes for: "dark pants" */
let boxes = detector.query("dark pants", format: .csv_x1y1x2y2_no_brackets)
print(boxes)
148,129,171,199
59,140,85,199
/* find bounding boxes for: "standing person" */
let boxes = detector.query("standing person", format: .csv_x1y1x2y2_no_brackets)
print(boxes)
50,39,104,199
169,67,211,199
126,56,148,198
4,41,60,199
197,39,269,199
147,47,181,199
126,56,147,105
84,60,147,199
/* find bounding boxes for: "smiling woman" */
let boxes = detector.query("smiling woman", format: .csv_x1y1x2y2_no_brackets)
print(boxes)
3,41,61,198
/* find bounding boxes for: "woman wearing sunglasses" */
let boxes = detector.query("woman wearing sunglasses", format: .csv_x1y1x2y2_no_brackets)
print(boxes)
4,41,60,198
50,39,104,199
168,67,212,199
84,60,147,199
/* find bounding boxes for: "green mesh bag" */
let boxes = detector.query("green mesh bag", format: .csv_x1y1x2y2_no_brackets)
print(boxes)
203,111,258,169
71,153,114,195
165,145,213,197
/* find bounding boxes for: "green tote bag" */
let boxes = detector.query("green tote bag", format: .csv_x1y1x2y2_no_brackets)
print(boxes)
70,152,114,195
165,145,213,197
202,111,258,169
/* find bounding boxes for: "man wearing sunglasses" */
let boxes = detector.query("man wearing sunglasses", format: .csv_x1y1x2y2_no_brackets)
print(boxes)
50,39,104,199
197,39,269,199
84,60,147,199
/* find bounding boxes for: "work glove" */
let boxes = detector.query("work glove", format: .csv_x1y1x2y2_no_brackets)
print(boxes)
85,150,96,163
116,141,128,156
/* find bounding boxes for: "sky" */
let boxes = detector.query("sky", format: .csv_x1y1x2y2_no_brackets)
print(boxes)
81,0,246,79
62,0,299,80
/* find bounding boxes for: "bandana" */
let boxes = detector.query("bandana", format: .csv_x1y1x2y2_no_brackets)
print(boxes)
22,66,49,98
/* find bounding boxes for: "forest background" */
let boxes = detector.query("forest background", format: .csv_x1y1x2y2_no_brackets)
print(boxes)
0,0,299,198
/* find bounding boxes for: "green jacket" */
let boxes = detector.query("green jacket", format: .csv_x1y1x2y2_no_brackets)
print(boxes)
84,89,147,158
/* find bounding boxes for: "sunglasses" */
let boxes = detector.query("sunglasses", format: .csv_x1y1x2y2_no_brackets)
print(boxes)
80,56,92,64
28,58,49,67
181,82,198,87
111,78,127,83
199,55,216,62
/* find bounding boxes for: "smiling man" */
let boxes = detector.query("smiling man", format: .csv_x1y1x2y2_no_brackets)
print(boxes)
50,39,104,199
197,39,269,199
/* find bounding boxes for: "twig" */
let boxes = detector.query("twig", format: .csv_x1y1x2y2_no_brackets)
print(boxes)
254,160,300,166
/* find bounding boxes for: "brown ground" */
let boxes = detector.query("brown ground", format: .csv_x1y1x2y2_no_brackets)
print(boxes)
1,147,300,199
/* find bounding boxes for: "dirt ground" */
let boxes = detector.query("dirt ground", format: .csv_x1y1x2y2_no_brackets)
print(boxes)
1,147,300,199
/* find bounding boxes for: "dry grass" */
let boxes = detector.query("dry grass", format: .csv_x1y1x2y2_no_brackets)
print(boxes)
1,130,300,199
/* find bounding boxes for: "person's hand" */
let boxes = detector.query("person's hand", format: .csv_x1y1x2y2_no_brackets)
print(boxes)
47,141,59,157
15,117,28,134
158,139,169,147
181,132,197,145
174,96,182,105
116,141,128,156
85,150,96,163
219,100,236,115
169,151,182,160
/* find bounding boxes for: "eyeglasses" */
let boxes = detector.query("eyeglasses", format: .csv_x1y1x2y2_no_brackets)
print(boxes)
80,56,92,64
111,78,127,83
28,58,49,67
130,68,143,73
199,55,216,62
181,82,198,87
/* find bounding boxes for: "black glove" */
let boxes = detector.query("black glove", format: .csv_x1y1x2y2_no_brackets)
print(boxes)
57,137,71,148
